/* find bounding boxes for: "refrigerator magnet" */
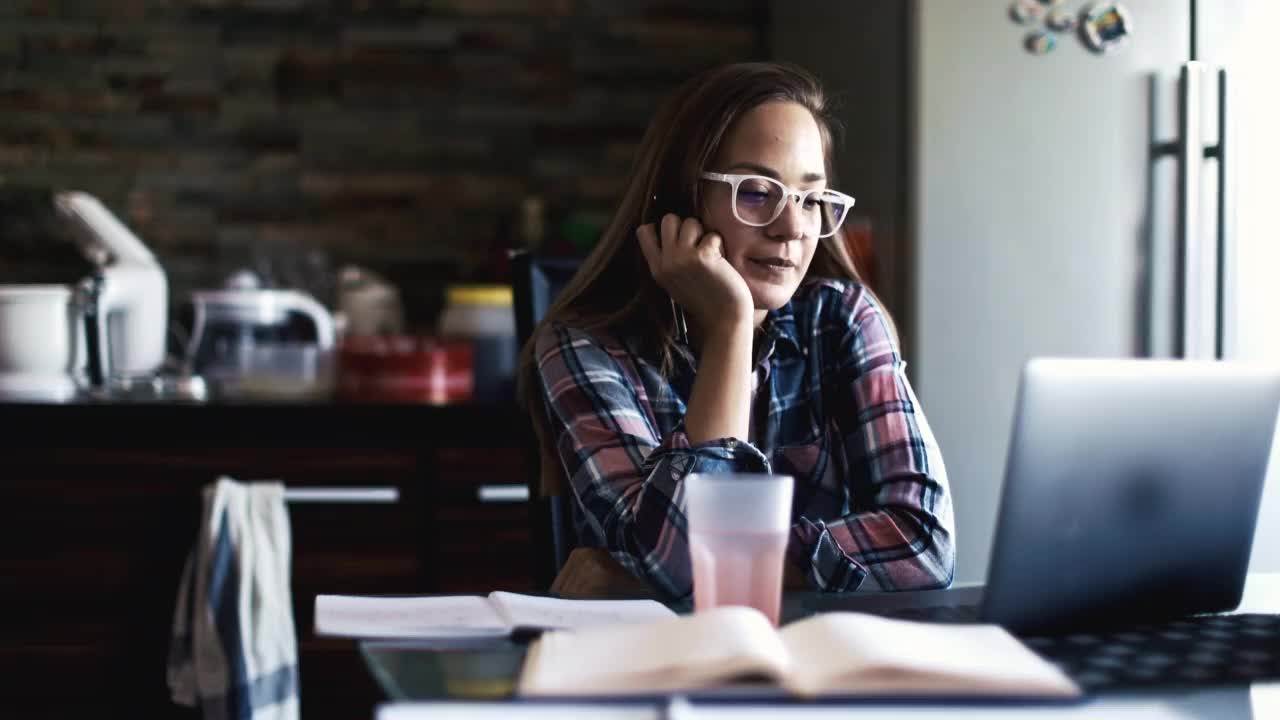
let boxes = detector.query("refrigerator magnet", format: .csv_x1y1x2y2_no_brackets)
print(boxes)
1009,0,1045,25
1080,2,1132,53
1023,30,1057,55
1046,8,1078,32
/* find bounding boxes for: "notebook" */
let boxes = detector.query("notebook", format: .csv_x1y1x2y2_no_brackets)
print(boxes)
314,591,676,639
518,605,1082,700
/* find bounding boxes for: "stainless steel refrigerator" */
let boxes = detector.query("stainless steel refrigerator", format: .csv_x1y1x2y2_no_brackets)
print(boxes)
913,0,1280,583
775,0,1280,584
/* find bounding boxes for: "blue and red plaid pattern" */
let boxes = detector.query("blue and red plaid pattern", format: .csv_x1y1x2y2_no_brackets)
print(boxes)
533,278,955,602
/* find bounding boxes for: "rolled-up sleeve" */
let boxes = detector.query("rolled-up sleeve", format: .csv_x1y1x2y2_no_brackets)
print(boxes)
534,323,770,602
790,283,956,592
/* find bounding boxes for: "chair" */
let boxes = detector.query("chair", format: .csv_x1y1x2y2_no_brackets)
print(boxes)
510,250,583,591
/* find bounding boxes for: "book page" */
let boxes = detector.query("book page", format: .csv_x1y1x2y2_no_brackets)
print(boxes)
314,595,508,638
687,703,1195,719
518,606,792,696
777,613,1080,699
487,591,677,631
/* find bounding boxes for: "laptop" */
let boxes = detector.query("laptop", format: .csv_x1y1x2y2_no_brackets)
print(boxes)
810,357,1280,636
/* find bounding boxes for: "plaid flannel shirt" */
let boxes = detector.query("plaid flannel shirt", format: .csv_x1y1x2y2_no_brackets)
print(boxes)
533,278,954,602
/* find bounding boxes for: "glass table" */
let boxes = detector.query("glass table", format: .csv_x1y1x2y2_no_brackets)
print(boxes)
359,577,1280,717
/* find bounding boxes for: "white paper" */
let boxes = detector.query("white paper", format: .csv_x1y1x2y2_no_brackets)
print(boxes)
314,595,507,639
315,593,678,639
688,703,1195,719
488,591,677,631
378,698,1195,720
378,703,658,720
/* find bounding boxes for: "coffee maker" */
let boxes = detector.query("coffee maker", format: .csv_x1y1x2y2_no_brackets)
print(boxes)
181,277,335,400
0,188,170,401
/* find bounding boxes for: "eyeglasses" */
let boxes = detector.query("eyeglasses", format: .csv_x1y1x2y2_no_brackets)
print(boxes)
700,171,855,239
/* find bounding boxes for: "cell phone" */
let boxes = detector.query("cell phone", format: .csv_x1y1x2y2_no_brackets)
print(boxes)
645,193,691,344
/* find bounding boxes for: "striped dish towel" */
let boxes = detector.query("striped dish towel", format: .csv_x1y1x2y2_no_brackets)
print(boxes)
168,477,300,720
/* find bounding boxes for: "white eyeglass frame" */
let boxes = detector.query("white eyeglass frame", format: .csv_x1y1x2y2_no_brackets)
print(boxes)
700,171,855,239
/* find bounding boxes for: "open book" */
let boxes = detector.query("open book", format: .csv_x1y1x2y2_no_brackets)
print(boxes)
314,591,676,639
519,606,1082,700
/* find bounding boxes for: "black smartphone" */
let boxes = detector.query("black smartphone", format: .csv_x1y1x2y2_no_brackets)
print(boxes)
644,192,691,344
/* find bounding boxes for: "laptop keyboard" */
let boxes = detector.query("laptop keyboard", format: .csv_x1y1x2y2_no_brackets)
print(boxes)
881,603,983,624
1021,613,1280,692
881,607,1280,692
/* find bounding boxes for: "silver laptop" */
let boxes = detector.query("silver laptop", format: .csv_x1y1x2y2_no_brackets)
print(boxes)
813,357,1280,635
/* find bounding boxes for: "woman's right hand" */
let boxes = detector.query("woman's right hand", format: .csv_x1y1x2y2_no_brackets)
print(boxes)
636,213,755,334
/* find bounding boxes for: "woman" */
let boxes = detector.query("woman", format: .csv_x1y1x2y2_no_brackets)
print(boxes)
517,61,954,602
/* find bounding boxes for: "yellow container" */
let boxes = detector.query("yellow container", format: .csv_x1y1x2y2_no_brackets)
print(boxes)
445,285,512,308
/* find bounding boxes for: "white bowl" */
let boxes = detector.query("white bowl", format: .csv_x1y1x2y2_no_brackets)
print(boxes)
0,285,78,374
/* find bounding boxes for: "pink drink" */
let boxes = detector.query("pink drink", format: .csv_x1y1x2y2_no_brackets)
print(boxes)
690,528,789,626
685,473,793,626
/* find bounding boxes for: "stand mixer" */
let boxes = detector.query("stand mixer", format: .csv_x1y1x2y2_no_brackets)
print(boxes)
0,189,178,402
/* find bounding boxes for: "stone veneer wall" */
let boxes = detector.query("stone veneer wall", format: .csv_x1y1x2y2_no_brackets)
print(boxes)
0,0,765,325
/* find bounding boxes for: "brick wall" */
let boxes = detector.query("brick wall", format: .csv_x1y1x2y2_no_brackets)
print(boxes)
0,0,765,326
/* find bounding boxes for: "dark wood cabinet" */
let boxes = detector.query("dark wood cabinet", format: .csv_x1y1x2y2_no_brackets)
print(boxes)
0,402,534,719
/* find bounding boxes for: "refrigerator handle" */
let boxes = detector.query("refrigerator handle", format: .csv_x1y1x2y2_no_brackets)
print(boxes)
1174,61,1214,360
1208,68,1228,360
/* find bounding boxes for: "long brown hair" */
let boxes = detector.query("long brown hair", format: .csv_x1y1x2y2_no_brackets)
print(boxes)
517,61,885,494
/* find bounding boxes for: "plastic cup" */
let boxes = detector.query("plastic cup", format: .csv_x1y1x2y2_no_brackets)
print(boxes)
684,473,794,625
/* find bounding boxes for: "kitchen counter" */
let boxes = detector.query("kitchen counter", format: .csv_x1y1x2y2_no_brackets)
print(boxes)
0,400,529,448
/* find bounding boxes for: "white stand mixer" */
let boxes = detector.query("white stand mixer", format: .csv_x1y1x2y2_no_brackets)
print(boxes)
0,191,168,402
